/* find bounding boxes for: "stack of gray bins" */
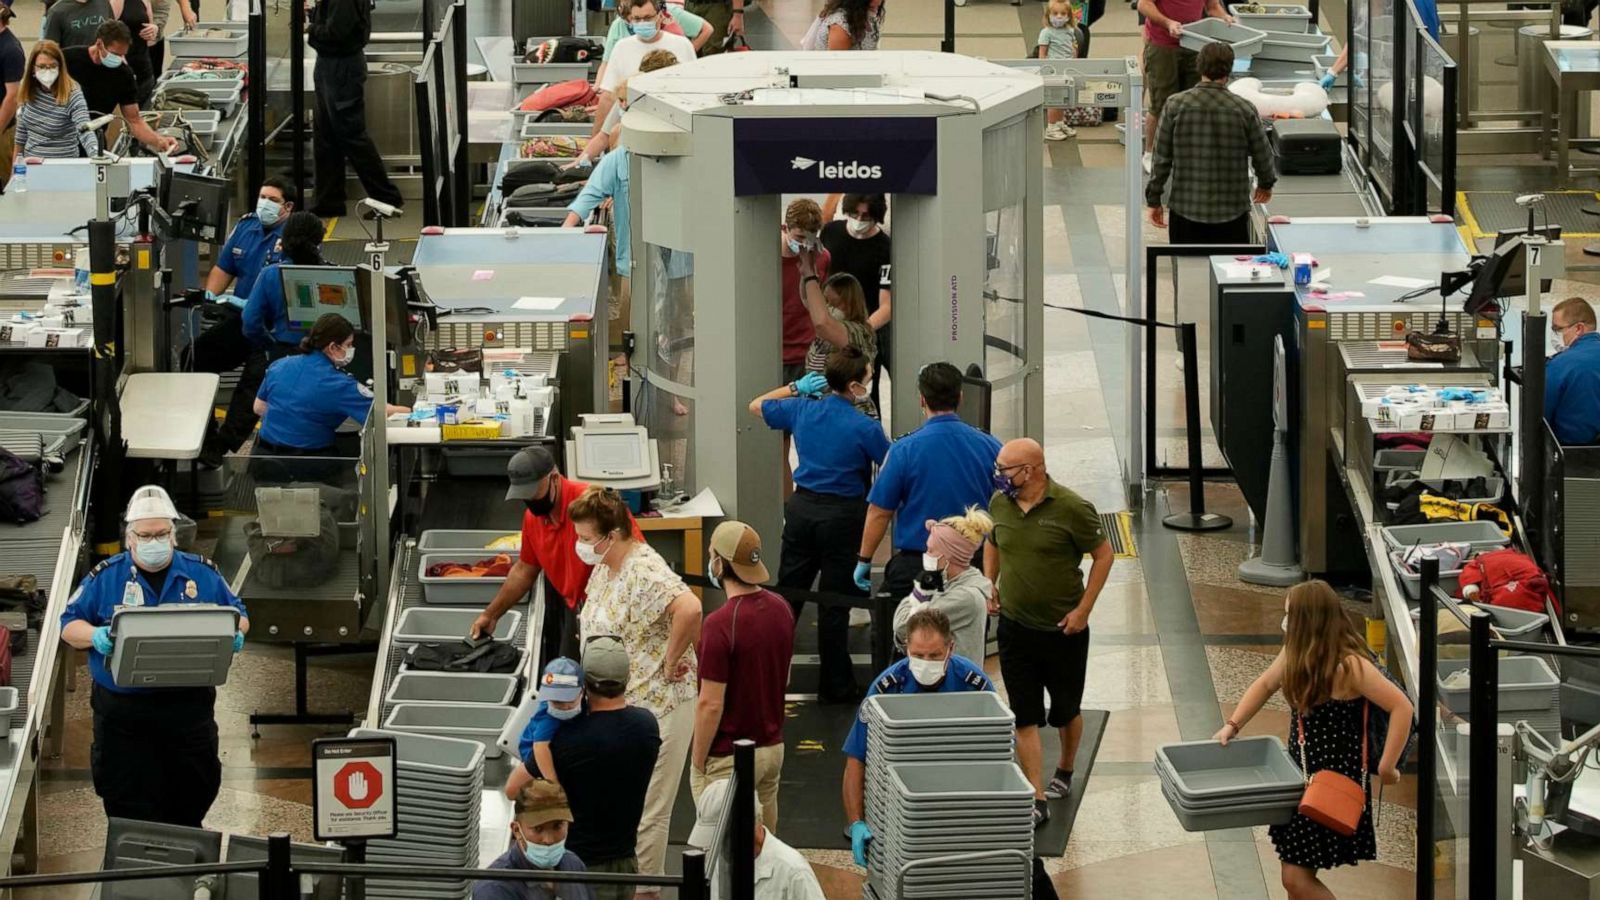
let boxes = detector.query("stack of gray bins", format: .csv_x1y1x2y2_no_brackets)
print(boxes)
1155,737,1304,831
350,728,483,900
860,693,1032,900
381,605,525,756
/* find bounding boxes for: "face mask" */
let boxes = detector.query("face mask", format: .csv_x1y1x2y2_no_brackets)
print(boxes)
922,553,941,572
908,656,947,687
134,536,173,570
829,305,847,321
331,345,355,367
522,837,567,868
630,20,658,39
525,481,556,517
35,68,59,89
992,468,1022,499
1281,614,1289,633
102,50,124,69
574,537,608,566
256,198,283,226
849,382,869,401
708,557,723,590
1050,14,1071,27
786,238,803,255
847,217,873,237
548,702,582,721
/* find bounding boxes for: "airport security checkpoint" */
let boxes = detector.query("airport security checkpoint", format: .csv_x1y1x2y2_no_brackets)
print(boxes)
4,0,1600,898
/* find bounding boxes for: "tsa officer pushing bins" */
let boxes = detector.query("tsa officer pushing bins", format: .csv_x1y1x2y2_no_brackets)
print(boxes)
59,486,249,828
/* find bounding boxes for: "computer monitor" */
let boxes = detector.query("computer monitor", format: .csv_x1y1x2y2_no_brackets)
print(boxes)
957,367,993,433
101,817,223,900
1463,235,1525,318
223,834,345,900
160,169,231,243
1493,225,1561,298
280,265,370,333
574,428,651,480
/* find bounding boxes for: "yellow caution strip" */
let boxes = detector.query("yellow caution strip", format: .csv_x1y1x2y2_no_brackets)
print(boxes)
89,272,115,286
324,218,339,240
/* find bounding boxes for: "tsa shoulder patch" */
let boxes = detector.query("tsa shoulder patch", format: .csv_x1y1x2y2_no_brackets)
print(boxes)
874,671,902,695
357,383,374,399
963,669,990,690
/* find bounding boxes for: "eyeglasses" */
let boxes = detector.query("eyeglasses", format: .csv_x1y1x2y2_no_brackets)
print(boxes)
994,462,1029,474
1552,320,1580,335
130,529,173,542
625,12,659,23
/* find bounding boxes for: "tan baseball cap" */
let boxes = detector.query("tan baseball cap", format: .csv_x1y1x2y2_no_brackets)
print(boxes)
515,780,575,827
709,520,769,584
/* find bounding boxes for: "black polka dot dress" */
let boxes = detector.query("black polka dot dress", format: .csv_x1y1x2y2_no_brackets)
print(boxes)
1269,697,1377,870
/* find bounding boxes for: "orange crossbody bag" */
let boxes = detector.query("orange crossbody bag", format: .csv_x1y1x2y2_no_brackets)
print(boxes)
1295,703,1368,837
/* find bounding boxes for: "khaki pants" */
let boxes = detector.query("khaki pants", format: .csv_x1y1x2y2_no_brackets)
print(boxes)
637,701,694,887
690,742,785,833
585,855,640,900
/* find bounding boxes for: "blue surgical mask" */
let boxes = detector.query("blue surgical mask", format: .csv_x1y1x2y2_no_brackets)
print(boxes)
523,838,567,868
786,238,802,255
256,198,283,226
134,536,173,570
102,51,125,70
548,702,582,721
630,20,658,39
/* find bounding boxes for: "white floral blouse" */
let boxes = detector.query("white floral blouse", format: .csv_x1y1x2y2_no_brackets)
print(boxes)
579,542,697,718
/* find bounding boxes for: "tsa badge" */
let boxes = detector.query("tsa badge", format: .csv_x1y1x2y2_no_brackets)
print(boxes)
121,582,144,607
185,580,198,599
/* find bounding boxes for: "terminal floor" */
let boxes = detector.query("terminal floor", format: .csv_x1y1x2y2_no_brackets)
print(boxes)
16,0,1579,896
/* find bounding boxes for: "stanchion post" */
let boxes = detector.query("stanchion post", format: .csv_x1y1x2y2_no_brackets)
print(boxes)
681,850,708,900
942,0,954,53
1162,322,1231,532
1417,558,1438,900
345,841,366,900
1467,612,1497,900
264,833,293,900
871,592,896,673
731,740,756,900
290,0,307,203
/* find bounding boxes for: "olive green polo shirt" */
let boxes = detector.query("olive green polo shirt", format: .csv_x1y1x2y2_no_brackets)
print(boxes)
989,479,1107,631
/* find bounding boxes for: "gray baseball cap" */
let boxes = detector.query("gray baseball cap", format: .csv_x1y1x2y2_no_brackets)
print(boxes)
505,446,556,501
581,636,631,686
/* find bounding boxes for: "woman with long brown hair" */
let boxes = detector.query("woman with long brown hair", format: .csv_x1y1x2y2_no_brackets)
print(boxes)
800,271,878,416
804,0,884,51
1215,580,1414,899
13,40,99,161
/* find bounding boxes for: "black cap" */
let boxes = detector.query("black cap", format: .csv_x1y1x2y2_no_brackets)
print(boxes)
505,446,556,501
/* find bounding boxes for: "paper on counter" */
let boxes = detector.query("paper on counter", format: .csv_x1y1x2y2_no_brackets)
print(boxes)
656,487,724,519
1369,274,1433,289
512,296,565,311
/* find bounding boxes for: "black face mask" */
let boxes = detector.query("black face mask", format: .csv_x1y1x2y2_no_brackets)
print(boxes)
524,477,556,516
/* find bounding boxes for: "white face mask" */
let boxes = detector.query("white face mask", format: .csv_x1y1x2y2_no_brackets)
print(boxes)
1049,14,1071,27
35,67,59,89
922,553,941,572
847,216,873,237
574,537,607,566
908,655,948,687
1281,614,1289,633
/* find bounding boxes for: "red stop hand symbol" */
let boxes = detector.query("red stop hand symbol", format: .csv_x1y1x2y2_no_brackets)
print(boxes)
333,761,383,809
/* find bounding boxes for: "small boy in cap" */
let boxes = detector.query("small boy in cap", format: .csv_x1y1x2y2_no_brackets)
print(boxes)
518,657,586,785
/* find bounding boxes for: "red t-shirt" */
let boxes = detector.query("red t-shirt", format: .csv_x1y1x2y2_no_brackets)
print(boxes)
1144,0,1207,47
518,476,645,608
696,588,795,755
780,250,830,366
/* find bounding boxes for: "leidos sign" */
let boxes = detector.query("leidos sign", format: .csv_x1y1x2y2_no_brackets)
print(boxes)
733,118,937,196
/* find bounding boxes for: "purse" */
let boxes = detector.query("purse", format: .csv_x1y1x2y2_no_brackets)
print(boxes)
1404,329,1462,362
1295,704,1368,837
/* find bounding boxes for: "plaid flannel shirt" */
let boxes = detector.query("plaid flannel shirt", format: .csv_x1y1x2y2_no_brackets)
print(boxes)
1145,81,1277,224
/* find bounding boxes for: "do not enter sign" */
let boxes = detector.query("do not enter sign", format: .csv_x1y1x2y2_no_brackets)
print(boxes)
313,738,398,842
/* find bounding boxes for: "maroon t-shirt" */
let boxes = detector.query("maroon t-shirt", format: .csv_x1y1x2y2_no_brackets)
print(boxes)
697,588,796,755
780,250,830,366
1144,0,1207,47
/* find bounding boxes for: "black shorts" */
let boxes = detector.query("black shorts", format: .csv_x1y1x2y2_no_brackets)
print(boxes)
997,615,1090,728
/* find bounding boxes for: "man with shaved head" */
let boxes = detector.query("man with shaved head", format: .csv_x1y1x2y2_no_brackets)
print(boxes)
985,438,1113,828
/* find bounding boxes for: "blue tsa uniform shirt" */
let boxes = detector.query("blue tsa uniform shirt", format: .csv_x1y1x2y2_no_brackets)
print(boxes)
241,263,300,349
61,552,248,694
867,413,1002,552
216,215,286,298
842,655,994,762
761,394,891,498
1546,332,1600,446
257,352,375,450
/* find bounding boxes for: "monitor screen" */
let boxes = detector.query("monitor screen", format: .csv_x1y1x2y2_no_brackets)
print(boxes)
281,265,366,331
577,431,649,479
1493,226,1560,299
161,169,231,243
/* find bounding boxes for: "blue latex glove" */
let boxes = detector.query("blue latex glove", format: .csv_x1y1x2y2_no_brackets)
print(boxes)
849,820,873,867
204,289,217,302
233,631,245,653
853,561,873,593
220,293,245,309
1252,252,1290,269
794,372,827,398
1320,72,1337,90
91,626,113,656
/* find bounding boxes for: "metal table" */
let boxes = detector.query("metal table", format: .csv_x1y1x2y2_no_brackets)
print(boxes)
1542,40,1600,186
120,372,219,460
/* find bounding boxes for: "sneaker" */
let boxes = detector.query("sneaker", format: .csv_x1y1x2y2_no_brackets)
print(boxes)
1045,772,1073,800
849,607,873,628
1044,123,1069,142
1033,801,1050,828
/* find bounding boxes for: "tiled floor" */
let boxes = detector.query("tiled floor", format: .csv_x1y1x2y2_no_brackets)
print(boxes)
17,0,1427,898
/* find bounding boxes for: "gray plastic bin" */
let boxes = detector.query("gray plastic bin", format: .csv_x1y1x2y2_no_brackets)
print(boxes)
0,411,88,440
167,26,247,58
1383,521,1510,553
1436,656,1559,714
383,703,515,758
1390,550,1463,600
1411,602,1547,638
417,553,514,605
0,687,18,739
1160,782,1299,831
1179,18,1267,59
383,672,518,707
1228,4,1313,32
1154,736,1304,799
864,692,1015,727
394,607,521,643
1255,29,1332,62
417,530,519,553
108,604,240,688
349,727,485,775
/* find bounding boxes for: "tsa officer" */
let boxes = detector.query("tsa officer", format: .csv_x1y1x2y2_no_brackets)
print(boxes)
306,0,404,218
253,313,410,456
189,175,297,466
59,485,249,828
840,608,994,867
242,210,327,357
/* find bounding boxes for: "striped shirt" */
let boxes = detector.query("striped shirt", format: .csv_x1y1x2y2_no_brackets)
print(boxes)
15,87,99,160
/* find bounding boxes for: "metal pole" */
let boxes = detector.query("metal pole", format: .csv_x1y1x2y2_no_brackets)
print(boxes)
1163,322,1231,531
680,850,708,900
366,243,392,613
1124,72,1144,505
264,833,294,900
1417,558,1438,900
1466,613,1497,900
1521,311,1547,557
942,0,954,53
345,841,366,900
291,0,307,202
247,1,266,194
730,740,756,900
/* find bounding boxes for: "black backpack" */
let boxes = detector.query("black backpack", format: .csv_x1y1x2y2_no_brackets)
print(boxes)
405,638,522,674
244,500,340,589
526,36,603,65
0,448,45,525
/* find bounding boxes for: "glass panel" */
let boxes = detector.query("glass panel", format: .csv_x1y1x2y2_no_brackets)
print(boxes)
647,245,696,388
1368,0,1398,208
637,381,693,495
1415,24,1456,214
983,205,1027,390
1351,0,1371,165
204,454,363,592
991,382,1024,445
1150,254,1225,470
